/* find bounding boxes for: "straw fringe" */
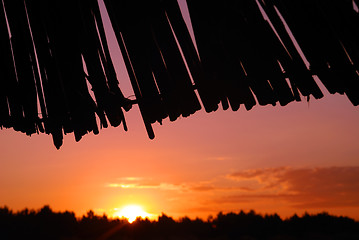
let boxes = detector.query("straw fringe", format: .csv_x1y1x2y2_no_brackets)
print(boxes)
0,0,358,148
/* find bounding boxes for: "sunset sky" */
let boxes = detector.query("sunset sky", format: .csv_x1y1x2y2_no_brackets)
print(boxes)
1,0,359,221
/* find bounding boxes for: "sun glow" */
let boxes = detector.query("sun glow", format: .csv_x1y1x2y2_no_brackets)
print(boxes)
113,205,153,223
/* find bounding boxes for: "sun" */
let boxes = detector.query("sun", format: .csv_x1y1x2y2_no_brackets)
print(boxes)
113,205,152,223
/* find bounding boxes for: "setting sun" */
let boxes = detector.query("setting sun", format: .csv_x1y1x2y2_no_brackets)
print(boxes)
113,205,153,223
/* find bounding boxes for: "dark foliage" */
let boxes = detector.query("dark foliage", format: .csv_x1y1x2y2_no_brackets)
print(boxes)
0,206,358,239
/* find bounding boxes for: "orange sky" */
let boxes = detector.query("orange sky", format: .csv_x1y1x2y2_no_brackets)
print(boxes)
1,0,359,221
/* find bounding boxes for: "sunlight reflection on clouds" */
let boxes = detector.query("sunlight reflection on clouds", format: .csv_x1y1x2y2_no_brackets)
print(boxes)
106,166,359,217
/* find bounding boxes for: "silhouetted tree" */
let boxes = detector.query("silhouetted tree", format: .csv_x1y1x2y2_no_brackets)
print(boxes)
0,206,359,239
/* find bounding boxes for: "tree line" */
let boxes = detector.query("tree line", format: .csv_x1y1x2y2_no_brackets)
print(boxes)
0,205,358,239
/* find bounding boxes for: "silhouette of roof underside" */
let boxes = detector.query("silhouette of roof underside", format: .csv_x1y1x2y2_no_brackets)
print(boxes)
1,0,358,148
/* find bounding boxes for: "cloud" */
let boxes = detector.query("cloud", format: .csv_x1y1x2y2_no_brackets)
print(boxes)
190,185,215,192
106,178,230,196
228,167,289,185
209,193,293,205
116,177,144,181
106,182,184,191
279,167,359,208
106,181,221,193
106,175,225,194
224,166,359,208
107,167,359,211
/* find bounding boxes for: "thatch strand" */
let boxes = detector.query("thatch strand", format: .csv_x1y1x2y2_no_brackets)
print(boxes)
0,0,358,148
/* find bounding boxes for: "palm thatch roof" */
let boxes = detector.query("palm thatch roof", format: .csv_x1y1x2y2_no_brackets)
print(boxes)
1,0,358,148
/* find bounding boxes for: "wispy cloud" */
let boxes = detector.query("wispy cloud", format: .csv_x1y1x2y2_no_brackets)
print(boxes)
106,166,359,212
116,177,144,181
106,182,185,191
223,166,359,208
190,185,215,192
106,178,221,193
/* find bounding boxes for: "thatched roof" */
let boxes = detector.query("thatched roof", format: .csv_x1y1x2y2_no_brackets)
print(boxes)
1,0,358,148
